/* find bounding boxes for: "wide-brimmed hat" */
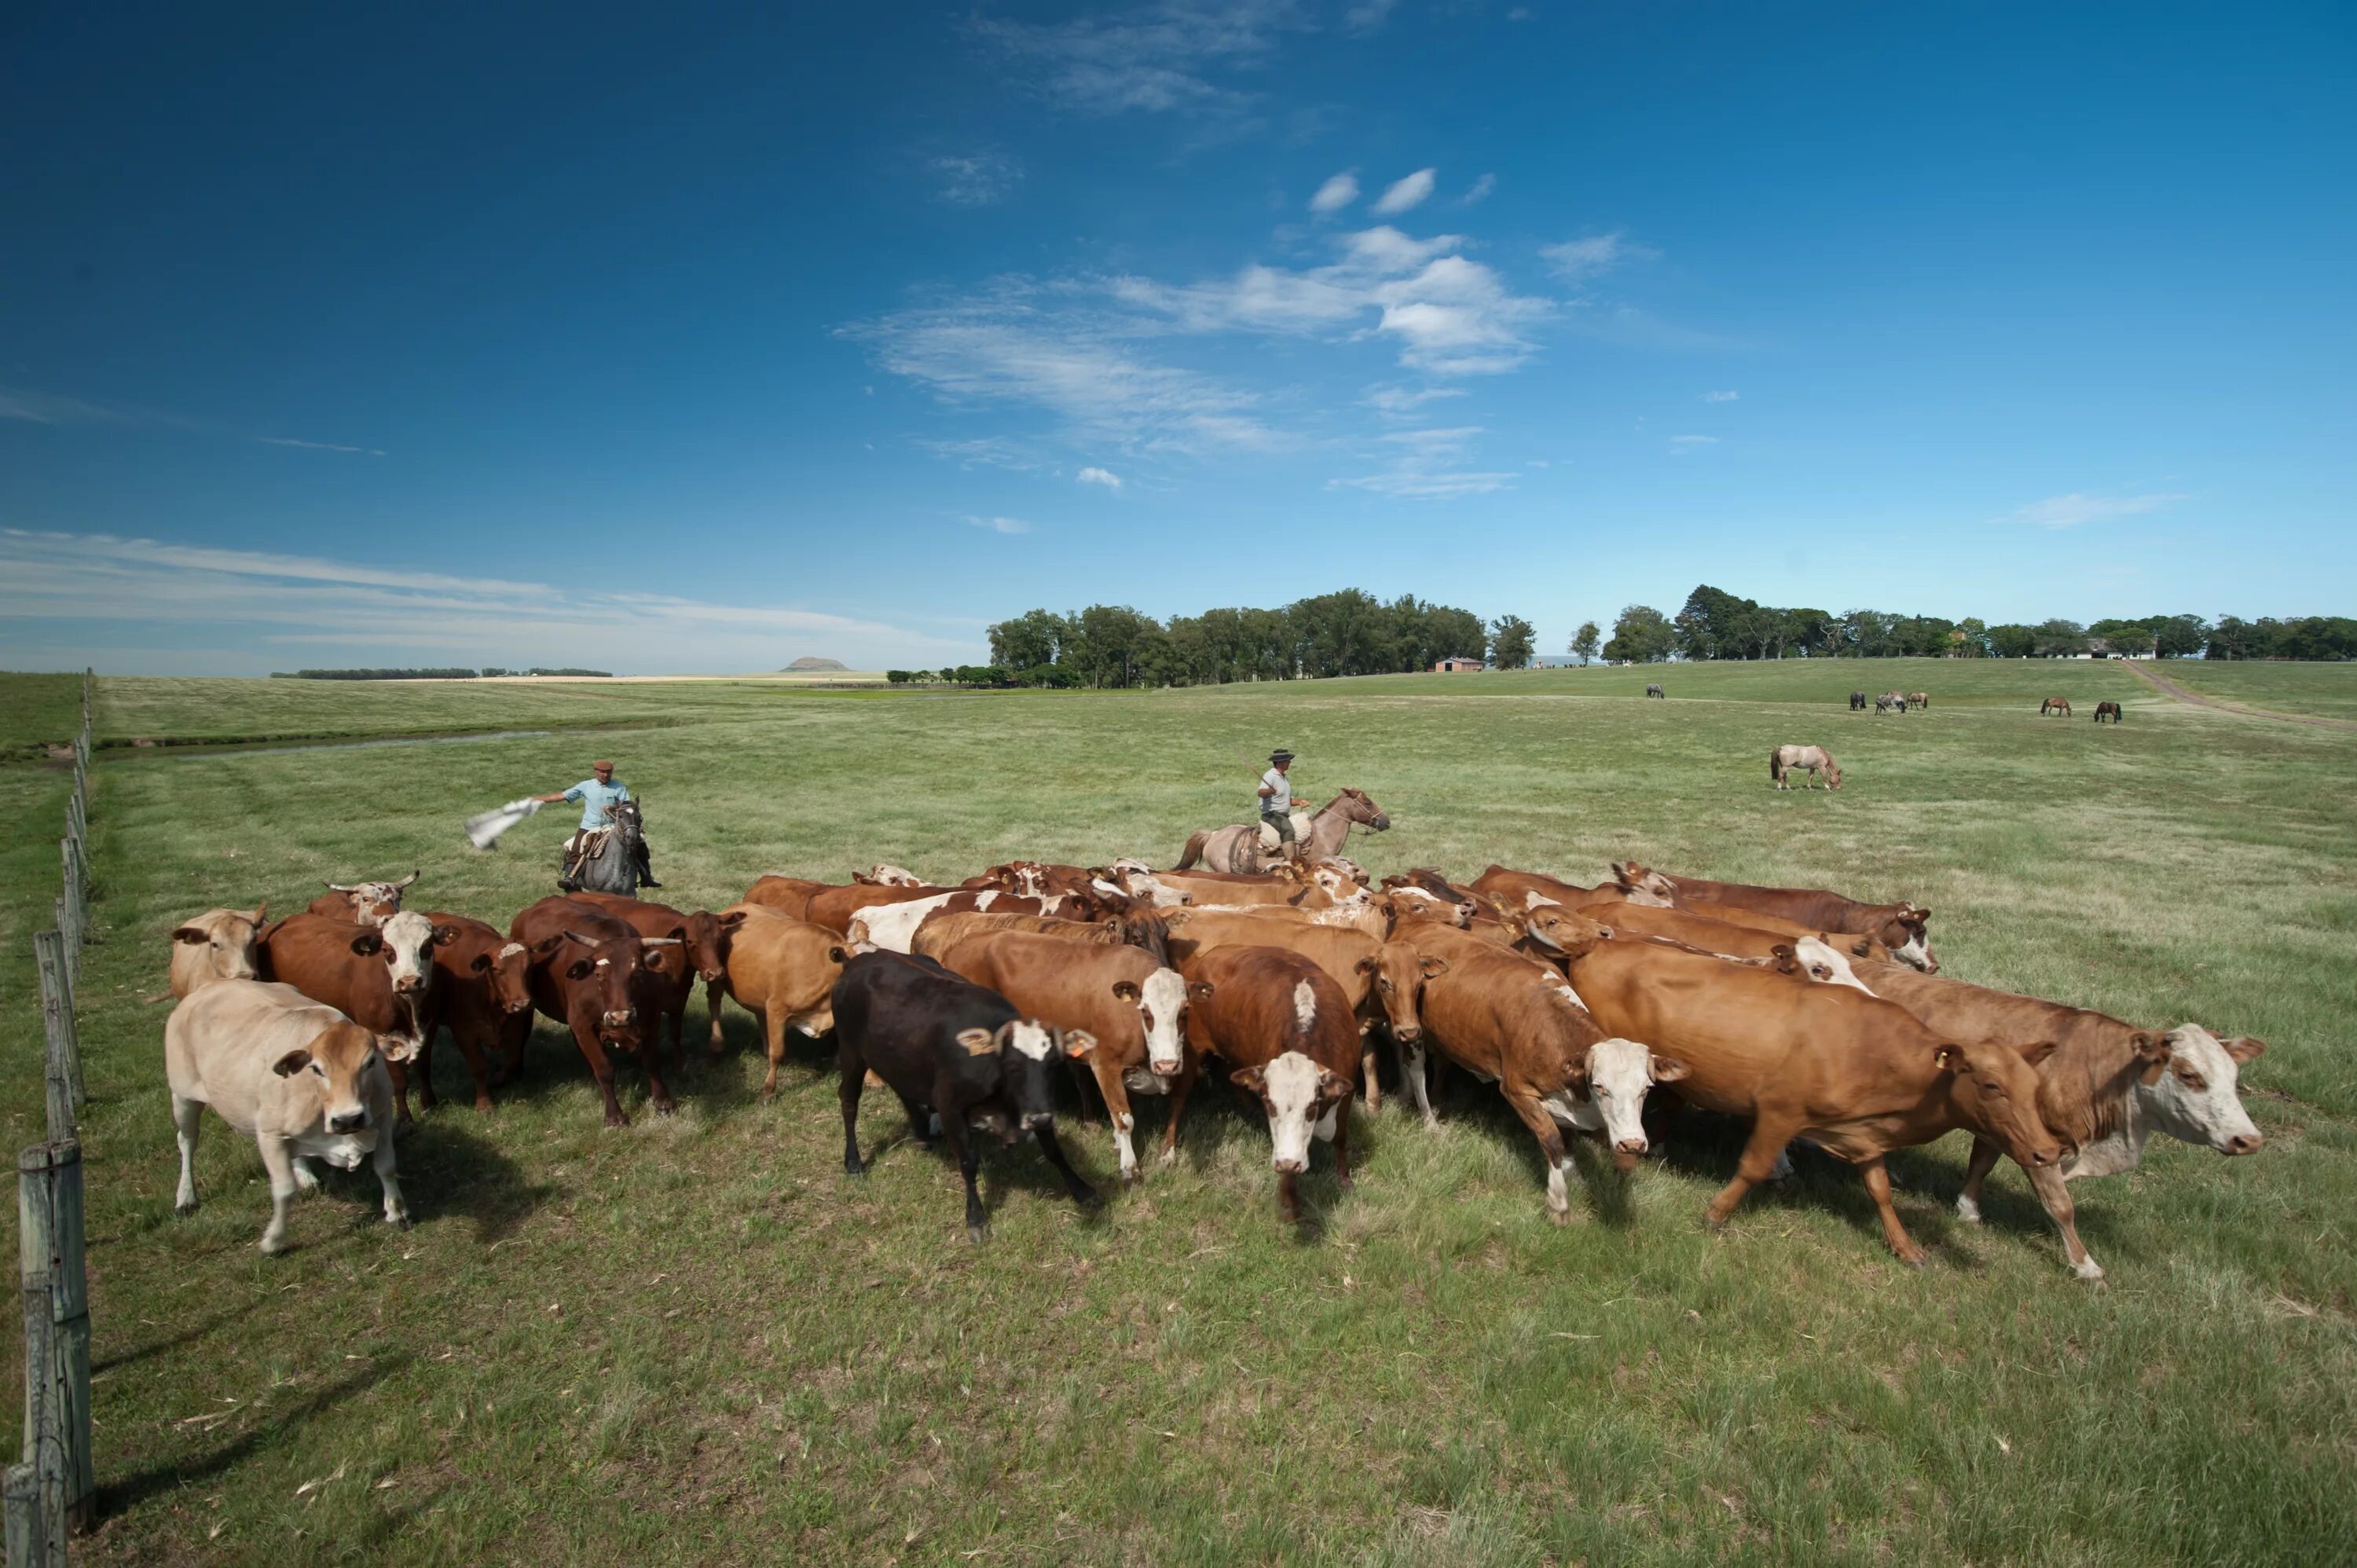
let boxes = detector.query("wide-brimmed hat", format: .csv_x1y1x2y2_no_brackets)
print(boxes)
1268,749,1296,764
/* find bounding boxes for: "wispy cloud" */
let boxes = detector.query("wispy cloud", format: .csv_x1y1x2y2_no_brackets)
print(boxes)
1077,466,1124,489
1332,425,1516,500
259,436,387,456
0,529,973,672
1541,231,1657,284
1344,0,1398,31
1461,173,1496,206
1668,433,1718,452
1308,170,1359,215
962,514,1035,534
930,150,1023,207
966,1,1307,120
1372,167,1436,216
1362,383,1468,418
0,387,135,426
2009,492,2189,529
1701,389,1739,403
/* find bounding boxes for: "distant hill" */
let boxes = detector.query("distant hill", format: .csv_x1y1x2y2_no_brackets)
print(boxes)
783,657,849,671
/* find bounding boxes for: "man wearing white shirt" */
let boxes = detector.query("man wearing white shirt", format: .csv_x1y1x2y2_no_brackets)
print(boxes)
1257,749,1304,863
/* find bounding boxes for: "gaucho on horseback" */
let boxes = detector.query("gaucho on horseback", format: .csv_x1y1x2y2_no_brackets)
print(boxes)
1257,749,1307,863
536,759,661,891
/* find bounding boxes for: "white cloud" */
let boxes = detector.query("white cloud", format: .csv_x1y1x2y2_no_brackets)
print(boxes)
1541,231,1657,283
1344,0,1398,31
1702,390,1739,403
1332,425,1516,500
2009,492,2189,529
1372,167,1436,215
1362,383,1468,417
930,151,1023,207
962,515,1035,534
1077,466,1124,489
0,388,132,426
0,529,973,672
1461,173,1496,205
1308,171,1359,215
1668,434,1718,451
260,436,386,456
966,1,1307,119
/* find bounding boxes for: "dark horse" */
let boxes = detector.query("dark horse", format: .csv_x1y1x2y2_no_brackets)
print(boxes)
2092,701,2123,724
1849,691,1868,711
561,798,649,894
1646,683,1666,699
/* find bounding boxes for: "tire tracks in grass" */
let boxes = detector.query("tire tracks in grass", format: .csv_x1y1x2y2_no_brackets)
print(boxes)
2117,661,2357,732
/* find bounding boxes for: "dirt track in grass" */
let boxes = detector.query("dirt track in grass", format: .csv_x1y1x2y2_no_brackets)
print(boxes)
2121,658,2357,731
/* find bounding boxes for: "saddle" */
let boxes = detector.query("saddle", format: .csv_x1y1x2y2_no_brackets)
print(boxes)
562,827,613,884
1254,811,1313,852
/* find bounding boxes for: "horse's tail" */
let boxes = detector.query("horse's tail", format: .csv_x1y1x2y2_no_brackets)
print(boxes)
1174,830,1210,872
1769,748,1781,782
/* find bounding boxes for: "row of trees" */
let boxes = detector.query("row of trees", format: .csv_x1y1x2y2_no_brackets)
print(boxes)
1590,587,2352,661
984,592,1539,688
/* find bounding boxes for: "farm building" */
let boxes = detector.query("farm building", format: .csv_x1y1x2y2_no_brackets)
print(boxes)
1431,655,1485,672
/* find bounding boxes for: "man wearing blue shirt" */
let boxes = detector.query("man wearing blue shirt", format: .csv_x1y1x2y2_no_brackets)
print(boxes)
536,759,661,888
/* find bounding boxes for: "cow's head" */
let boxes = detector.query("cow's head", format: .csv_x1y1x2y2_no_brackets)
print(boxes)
535,929,654,1049
970,1019,1088,1131
1522,906,1615,959
1231,1051,1354,1174
1116,969,1188,1075
1791,936,1873,993
323,870,417,926
170,905,265,985
856,863,926,888
273,1020,385,1155
354,910,439,1004
1610,863,1678,906
2144,1025,2265,1156
1370,944,1442,1045
665,913,727,985
481,940,535,1013
1567,1038,1688,1171
1878,904,1937,973
1937,1041,2066,1171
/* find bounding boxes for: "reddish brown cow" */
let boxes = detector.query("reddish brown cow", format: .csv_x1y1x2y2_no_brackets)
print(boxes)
739,875,834,921
305,870,417,925
1151,870,1330,910
508,896,686,1127
1468,865,1617,914
1615,863,1937,972
911,910,1172,969
1565,940,2062,1263
259,910,445,1123
1572,903,1892,969
570,892,728,1057
1176,946,1361,1222
706,905,849,1099
416,913,533,1112
933,931,1190,1183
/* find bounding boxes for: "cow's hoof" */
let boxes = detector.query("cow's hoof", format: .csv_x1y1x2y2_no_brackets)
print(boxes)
1898,1252,1928,1269
174,1199,198,1218
390,1213,413,1231
966,1224,990,1244
260,1235,289,1256
1074,1188,1104,1211
1955,1196,1982,1224
605,1113,631,1129
473,1099,495,1115
2073,1259,2106,1282
1547,1206,1571,1226
653,1101,677,1118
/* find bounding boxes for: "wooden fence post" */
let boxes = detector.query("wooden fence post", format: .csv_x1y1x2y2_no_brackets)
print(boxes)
33,935,83,1131
49,899,76,998
19,1141,93,1542
2,1457,48,1568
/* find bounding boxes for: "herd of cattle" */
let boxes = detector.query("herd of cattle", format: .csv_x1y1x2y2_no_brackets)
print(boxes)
159,830,2266,1276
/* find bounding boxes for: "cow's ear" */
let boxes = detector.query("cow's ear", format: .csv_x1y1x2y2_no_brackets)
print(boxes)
1061,1030,1098,1061
1851,938,1871,957
2015,1039,2059,1068
531,933,568,958
171,925,209,945
1354,955,1376,976
1111,980,1141,1002
1595,923,1616,941
1561,1053,1592,1101
955,1027,995,1057
470,951,494,973
1229,1064,1266,1094
349,931,384,956
2224,1036,2266,1064
1649,1055,1691,1084
434,923,461,947
1770,944,1798,974
1934,1044,1967,1075
271,1050,312,1078
249,903,267,923
566,958,595,981
718,909,749,928
1188,980,1216,1002
827,946,849,965
1317,1068,1353,1102
1418,954,1450,979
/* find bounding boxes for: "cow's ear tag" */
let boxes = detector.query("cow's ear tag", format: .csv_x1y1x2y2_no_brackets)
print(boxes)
956,1028,996,1057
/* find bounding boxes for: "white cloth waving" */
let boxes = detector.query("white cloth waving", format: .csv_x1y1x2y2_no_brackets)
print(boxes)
464,796,544,850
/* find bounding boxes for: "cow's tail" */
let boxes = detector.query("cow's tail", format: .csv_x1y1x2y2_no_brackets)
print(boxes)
1174,831,1210,872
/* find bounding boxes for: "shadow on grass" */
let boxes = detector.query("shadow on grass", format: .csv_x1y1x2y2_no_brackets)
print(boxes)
97,1355,409,1516
1413,1057,1644,1225
376,1117,556,1245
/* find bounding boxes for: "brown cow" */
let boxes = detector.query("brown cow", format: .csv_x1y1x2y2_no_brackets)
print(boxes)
1566,940,2062,1264
911,909,1172,969
739,875,833,921
706,905,849,1100
1854,959,2266,1279
1572,903,1891,974
1615,863,1937,972
933,931,1189,1182
1176,946,1361,1222
569,892,729,1059
259,910,444,1124
1387,921,1680,1220
305,870,417,925
804,881,949,935
848,888,1105,952
168,904,266,998
416,913,533,1112
508,896,686,1127
1149,870,1332,910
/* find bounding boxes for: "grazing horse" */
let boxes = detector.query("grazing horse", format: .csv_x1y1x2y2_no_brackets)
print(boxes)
1849,691,1868,711
1906,692,1929,711
1175,789,1391,874
1875,692,1907,716
2092,701,2123,724
1645,683,1666,699
1770,745,1842,790
563,798,649,894
2041,697,2073,717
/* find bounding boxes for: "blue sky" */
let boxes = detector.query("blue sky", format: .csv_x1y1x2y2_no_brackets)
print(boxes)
4,1,2352,673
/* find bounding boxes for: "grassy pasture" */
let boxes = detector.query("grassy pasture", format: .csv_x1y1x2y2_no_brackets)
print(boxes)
2156,661,2357,722
5,659,2355,1566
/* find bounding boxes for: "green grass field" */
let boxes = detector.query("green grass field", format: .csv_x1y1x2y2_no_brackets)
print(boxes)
5,658,2355,1565
2155,661,2357,722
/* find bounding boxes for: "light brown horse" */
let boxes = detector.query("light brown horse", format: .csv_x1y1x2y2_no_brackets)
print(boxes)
1905,691,1929,711
2040,696,2073,717
1770,744,1842,790
1175,789,1391,874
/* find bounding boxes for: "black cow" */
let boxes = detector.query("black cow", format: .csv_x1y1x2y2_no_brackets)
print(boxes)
1849,691,1868,711
831,951,1101,1240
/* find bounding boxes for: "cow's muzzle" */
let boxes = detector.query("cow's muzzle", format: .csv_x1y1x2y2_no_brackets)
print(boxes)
602,1009,635,1031
393,976,427,995
328,1110,368,1134
1613,1138,1646,1173
1150,1057,1182,1078
1391,1024,1423,1046
1021,1112,1055,1132
2225,1133,2262,1156
1274,1156,1307,1175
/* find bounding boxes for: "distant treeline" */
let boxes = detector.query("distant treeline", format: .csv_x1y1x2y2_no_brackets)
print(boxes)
1596,588,2357,662
982,592,1534,688
268,667,615,680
